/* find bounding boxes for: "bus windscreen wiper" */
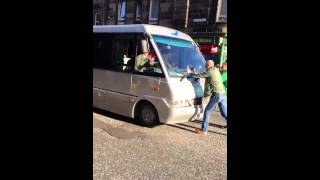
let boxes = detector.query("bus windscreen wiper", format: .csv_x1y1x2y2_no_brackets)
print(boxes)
180,75,186,82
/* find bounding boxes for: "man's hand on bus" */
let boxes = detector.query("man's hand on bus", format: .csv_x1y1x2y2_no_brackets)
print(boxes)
186,67,194,74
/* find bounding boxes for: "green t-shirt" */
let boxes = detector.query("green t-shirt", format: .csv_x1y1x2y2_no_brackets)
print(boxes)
221,71,227,87
189,67,226,95
221,71,227,94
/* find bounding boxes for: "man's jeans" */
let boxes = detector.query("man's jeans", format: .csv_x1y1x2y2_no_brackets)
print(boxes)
201,93,227,132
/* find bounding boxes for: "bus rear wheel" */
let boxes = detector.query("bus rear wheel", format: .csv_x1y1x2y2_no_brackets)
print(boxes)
136,102,159,127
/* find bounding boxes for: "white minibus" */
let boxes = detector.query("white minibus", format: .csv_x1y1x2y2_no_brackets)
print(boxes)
93,24,207,126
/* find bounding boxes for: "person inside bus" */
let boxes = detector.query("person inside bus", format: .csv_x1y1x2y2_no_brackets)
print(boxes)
135,51,157,72
135,40,159,72
123,41,139,72
123,41,136,72
187,60,227,135
124,57,134,72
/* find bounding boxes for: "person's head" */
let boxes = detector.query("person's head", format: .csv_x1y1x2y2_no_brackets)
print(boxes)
207,60,214,69
222,61,227,71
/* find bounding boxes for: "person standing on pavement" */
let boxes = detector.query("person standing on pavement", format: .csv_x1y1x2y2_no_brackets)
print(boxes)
187,60,227,136
221,60,227,94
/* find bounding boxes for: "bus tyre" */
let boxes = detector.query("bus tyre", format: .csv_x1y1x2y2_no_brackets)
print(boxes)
136,102,159,127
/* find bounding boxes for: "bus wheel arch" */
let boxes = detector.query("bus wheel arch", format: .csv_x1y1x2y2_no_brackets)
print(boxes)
134,100,159,127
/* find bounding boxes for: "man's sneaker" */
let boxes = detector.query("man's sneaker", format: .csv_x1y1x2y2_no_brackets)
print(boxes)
195,128,208,136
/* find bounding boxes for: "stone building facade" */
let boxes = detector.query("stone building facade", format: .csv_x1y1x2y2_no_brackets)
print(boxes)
93,0,227,33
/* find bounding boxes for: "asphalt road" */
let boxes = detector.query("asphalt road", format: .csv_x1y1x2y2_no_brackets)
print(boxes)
93,109,227,180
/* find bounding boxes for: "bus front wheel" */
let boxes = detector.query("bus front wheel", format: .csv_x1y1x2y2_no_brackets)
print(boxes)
136,101,159,127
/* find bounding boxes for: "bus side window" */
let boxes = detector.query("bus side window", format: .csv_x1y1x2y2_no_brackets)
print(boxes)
124,40,136,72
112,34,137,73
93,33,113,70
133,38,164,77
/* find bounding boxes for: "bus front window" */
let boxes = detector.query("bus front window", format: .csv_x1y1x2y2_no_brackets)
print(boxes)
152,35,206,77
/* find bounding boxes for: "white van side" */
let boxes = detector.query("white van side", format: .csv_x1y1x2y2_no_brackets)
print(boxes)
93,24,207,126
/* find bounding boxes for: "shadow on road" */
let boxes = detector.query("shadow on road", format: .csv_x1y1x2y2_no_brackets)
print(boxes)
166,123,227,136
93,107,159,128
93,108,227,133
192,120,227,129
165,124,197,134
93,107,141,125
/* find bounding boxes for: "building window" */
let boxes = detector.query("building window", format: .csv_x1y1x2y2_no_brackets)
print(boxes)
94,12,102,25
136,1,142,22
149,0,159,24
118,0,126,24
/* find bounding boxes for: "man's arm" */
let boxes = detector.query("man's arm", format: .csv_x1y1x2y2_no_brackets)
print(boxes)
187,71,210,78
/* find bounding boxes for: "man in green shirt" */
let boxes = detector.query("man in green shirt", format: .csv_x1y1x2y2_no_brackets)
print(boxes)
187,60,227,135
221,61,227,94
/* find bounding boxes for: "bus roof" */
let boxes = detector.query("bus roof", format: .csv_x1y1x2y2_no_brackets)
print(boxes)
93,24,193,41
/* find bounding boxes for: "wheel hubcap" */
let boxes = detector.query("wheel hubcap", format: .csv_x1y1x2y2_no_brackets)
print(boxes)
142,107,155,123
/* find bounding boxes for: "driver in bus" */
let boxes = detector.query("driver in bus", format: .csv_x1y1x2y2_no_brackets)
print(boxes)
135,41,159,72
135,39,160,72
135,48,158,72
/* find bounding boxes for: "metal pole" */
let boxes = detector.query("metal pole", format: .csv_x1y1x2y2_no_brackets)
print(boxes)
207,0,211,32
184,0,190,30
216,0,222,22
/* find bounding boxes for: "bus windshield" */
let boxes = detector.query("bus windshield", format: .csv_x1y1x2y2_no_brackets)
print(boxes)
152,35,206,78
